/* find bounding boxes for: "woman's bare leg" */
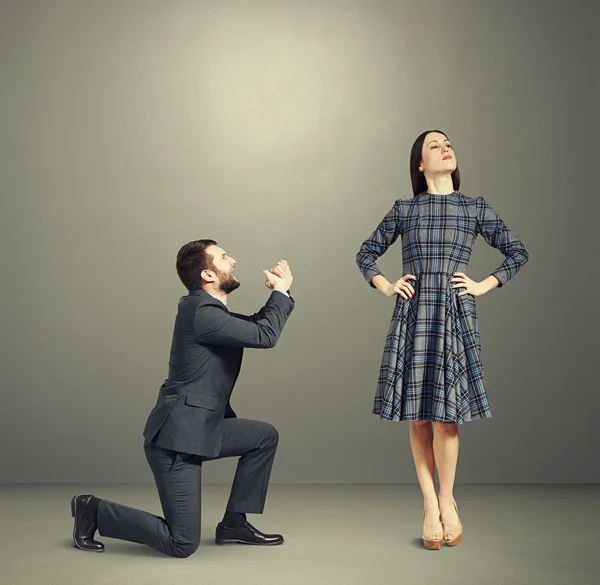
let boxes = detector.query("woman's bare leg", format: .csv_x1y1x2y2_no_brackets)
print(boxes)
432,422,460,542
409,421,442,539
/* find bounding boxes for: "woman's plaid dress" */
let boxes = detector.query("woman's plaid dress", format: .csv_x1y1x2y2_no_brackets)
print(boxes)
356,191,529,423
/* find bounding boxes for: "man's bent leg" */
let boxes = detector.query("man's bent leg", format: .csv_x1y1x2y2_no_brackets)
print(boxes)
96,444,202,558
218,419,279,514
208,418,282,545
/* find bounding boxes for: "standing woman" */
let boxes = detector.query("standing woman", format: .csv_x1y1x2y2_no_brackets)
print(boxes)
356,130,529,550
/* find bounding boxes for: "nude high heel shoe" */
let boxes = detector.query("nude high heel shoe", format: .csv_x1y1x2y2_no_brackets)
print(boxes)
422,511,443,550
441,501,463,546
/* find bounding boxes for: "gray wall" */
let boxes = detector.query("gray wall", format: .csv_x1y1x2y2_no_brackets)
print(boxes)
2,0,597,484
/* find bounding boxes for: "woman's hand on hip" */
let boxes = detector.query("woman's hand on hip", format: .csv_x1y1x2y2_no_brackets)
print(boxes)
450,272,487,297
385,275,417,299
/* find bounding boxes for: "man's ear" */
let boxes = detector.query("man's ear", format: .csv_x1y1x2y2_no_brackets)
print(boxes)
201,269,215,284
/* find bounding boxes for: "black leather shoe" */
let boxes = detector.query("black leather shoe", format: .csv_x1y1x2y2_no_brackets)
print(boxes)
71,495,105,552
215,520,284,545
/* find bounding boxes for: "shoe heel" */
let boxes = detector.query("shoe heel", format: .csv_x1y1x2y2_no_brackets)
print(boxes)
71,495,77,518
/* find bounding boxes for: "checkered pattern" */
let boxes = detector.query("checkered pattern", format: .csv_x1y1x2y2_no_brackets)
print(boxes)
356,192,529,423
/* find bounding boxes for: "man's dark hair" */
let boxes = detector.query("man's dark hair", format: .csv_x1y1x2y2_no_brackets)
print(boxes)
176,239,218,290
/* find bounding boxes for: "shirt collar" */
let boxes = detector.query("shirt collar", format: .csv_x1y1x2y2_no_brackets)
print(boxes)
205,290,227,306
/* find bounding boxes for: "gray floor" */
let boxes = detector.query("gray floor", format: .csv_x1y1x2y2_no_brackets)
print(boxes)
0,484,597,585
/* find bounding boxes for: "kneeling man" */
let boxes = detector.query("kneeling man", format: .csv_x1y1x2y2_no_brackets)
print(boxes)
70,239,295,557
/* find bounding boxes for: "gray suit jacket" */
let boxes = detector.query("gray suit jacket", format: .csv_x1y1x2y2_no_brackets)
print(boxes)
143,288,295,457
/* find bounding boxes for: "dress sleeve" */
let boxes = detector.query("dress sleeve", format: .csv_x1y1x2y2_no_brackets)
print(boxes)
356,199,403,289
476,196,529,288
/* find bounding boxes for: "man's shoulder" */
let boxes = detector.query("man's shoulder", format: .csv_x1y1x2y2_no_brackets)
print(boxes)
176,291,230,324
180,290,228,309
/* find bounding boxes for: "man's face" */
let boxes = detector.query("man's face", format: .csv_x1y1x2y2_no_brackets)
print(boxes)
204,245,240,294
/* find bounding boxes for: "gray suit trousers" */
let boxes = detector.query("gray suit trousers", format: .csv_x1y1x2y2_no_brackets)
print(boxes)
96,418,279,558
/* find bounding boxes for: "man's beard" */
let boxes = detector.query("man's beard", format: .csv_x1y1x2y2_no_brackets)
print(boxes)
218,270,240,294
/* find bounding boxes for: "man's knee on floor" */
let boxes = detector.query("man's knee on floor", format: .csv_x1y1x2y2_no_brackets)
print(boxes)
172,539,200,558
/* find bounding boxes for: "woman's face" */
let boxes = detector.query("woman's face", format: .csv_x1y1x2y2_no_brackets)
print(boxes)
419,132,457,176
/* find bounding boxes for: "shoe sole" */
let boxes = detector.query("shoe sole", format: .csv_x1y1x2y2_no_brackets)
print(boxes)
215,538,284,546
444,532,463,547
71,495,104,553
423,538,442,550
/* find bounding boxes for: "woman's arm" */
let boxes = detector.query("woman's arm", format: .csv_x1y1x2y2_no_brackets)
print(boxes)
370,274,393,294
356,199,404,290
476,197,529,288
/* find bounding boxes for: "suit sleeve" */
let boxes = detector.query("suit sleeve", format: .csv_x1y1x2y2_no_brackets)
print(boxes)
228,312,250,321
229,307,269,323
194,293,294,348
356,199,403,288
230,291,291,322
476,196,529,287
